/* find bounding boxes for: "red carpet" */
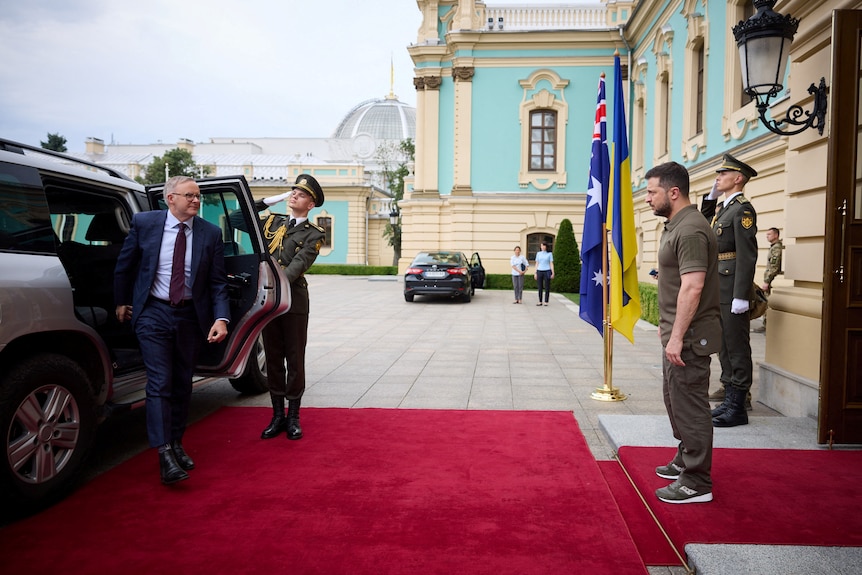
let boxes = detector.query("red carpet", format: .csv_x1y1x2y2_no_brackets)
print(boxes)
617,445,862,556
1,408,647,575
597,461,682,566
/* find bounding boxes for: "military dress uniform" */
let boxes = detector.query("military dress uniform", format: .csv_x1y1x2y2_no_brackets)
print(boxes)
701,154,758,427
257,175,325,440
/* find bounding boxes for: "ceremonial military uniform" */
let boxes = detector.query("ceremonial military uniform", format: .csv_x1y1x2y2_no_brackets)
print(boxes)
256,175,325,440
701,154,758,427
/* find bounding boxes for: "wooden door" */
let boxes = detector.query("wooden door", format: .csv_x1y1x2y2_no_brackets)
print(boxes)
820,10,862,444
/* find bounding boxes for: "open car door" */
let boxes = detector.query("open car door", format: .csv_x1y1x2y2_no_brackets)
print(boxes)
470,252,485,289
146,176,289,378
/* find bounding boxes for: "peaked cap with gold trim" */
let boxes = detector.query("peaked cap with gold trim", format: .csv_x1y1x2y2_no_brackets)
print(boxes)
292,173,324,207
716,153,757,180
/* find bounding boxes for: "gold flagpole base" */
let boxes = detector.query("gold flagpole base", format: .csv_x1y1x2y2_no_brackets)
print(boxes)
591,387,627,402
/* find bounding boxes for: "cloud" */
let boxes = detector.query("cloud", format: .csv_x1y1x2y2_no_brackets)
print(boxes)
0,0,420,149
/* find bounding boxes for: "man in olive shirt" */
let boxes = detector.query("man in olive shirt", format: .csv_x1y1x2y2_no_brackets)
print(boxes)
645,162,721,504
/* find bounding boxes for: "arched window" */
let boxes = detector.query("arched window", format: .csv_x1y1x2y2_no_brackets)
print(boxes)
527,232,555,261
316,216,332,247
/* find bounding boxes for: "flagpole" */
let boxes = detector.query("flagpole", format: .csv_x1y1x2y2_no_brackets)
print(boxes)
592,221,626,401
591,60,627,402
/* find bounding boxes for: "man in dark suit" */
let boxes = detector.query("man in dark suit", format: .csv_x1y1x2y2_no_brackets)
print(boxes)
701,153,758,428
254,174,326,441
115,176,230,484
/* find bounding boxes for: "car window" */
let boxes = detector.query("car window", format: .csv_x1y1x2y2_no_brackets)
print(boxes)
154,186,250,258
415,252,462,265
0,163,57,253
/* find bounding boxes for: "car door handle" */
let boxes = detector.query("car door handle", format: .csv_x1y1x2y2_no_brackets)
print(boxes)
227,272,251,285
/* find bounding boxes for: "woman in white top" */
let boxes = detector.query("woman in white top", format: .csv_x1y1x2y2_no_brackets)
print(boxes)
510,246,529,303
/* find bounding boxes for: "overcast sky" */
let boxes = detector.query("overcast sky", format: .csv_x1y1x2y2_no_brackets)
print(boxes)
0,0,585,152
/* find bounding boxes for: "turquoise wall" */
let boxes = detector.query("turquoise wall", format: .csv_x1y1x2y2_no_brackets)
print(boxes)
311,199,348,263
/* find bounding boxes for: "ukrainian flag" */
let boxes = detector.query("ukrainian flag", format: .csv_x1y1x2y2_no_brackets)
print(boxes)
608,54,641,343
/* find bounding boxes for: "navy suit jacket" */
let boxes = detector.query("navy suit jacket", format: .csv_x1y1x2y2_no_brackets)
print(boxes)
114,210,230,335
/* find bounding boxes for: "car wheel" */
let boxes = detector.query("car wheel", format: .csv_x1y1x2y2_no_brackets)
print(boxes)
229,334,268,395
404,293,414,302
0,354,96,513
462,290,472,303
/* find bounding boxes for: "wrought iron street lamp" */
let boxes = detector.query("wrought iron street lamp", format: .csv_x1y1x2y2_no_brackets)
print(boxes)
389,208,399,226
733,0,828,136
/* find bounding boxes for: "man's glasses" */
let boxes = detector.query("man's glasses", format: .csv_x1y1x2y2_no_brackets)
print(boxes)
172,192,201,202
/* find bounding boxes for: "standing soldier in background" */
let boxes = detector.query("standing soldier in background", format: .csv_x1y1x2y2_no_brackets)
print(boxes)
755,227,784,332
762,228,783,293
701,153,758,428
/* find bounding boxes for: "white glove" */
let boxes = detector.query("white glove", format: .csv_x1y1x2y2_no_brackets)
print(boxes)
262,191,292,206
707,182,722,200
731,298,750,314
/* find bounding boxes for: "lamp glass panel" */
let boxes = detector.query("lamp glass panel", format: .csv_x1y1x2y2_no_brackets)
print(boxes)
738,35,790,95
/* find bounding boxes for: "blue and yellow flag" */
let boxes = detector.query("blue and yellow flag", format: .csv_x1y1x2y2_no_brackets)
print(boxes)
608,55,641,343
579,74,609,335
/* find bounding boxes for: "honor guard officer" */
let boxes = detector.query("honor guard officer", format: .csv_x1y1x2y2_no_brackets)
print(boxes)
701,153,758,427
254,175,326,440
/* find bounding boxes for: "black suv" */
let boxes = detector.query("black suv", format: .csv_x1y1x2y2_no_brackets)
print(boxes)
0,138,289,511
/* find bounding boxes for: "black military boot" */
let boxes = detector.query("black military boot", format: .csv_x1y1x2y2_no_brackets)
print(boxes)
261,394,287,439
711,386,732,418
713,387,749,427
286,398,303,440
160,446,189,485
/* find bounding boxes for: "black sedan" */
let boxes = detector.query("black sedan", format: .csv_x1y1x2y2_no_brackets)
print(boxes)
404,251,485,302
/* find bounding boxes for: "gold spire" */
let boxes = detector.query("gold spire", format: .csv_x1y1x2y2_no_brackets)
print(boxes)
386,54,397,100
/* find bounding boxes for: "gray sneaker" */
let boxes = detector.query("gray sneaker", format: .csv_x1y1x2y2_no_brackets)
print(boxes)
655,461,684,480
656,480,713,504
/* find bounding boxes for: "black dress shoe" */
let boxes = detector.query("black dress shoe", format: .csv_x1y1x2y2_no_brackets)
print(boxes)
170,441,195,470
160,450,189,485
261,415,287,439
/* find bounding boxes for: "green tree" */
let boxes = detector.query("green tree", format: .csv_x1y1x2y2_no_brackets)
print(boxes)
377,138,414,266
136,147,210,184
551,218,581,293
40,133,67,152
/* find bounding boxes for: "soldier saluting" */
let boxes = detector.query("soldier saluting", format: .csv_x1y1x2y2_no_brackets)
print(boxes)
253,175,326,441
701,153,758,428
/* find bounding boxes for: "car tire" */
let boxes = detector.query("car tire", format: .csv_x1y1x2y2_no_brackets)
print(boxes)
404,293,414,302
228,334,268,395
462,290,472,303
0,353,96,514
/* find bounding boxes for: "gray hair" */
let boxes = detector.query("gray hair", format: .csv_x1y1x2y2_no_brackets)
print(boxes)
165,175,196,196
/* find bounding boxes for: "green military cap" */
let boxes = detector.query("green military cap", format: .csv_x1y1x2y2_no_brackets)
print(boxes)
716,153,757,179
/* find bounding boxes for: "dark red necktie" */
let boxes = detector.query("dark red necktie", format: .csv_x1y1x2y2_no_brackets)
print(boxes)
170,222,187,305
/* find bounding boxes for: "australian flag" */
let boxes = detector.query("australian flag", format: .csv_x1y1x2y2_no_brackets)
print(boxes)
579,74,609,335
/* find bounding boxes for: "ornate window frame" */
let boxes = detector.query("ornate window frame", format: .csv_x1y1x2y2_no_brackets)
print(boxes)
519,69,569,190
681,2,707,162
315,210,333,257
632,58,648,183
652,26,673,164
722,0,759,141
